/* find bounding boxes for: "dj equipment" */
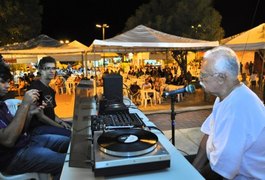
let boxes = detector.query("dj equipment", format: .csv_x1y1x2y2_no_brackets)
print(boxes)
70,78,171,177
103,74,123,103
91,108,170,176
91,111,145,131
93,129,170,177
98,98,128,114
163,84,195,97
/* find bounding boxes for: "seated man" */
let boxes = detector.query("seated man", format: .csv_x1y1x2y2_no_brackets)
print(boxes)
28,56,71,137
129,81,141,105
193,46,265,179
0,61,69,180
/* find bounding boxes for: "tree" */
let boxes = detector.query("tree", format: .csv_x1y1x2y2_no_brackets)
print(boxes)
124,0,224,77
0,0,42,46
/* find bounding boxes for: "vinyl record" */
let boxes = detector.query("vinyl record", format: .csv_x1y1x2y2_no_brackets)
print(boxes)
97,129,158,157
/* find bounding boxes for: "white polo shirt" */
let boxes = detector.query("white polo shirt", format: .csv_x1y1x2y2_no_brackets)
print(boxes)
201,84,265,179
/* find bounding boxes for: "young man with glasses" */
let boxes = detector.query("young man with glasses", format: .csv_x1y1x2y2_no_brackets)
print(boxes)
193,46,265,179
27,56,71,137
0,61,69,180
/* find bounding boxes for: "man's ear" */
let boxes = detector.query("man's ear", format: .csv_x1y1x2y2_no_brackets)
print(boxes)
217,73,226,84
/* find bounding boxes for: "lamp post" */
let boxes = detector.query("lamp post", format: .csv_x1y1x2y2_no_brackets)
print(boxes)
96,24,109,40
96,24,109,68
59,40,69,44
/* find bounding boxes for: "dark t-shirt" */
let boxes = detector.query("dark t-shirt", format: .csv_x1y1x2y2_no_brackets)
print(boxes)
0,101,30,171
28,80,57,130
130,84,141,94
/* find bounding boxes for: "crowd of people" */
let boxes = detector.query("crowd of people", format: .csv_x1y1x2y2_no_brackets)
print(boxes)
127,66,194,86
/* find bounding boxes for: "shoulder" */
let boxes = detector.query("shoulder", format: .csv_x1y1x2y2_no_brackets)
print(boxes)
28,80,46,90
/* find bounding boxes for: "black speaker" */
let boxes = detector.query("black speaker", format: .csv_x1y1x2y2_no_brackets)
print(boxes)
103,73,123,103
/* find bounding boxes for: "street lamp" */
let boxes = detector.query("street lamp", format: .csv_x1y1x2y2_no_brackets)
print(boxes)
60,40,69,44
96,24,109,68
96,23,109,40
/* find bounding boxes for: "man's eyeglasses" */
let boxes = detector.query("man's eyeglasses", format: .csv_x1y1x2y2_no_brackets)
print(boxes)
42,67,57,71
199,72,219,81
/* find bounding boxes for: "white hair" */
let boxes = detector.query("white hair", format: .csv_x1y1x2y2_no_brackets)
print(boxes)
203,46,240,79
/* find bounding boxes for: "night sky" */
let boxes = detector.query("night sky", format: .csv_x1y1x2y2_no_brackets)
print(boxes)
40,0,265,46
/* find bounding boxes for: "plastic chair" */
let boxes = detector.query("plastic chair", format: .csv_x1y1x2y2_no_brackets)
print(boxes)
4,99,22,116
140,90,153,107
0,172,40,180
0,172,50,180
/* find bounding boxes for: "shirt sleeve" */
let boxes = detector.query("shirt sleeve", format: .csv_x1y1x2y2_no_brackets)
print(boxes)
201,113,213,135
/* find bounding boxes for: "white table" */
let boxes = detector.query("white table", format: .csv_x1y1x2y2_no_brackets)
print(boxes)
60,98,204,180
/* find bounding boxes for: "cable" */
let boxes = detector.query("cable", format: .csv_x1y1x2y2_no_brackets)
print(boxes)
167,137,189,155
147,126,164,135
72,126,90,133
250,0,261,27
177,148,189,156
241,0,261,59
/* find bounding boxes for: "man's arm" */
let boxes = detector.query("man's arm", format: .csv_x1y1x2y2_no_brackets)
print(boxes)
54,115,71,130
0,90,38,147
36,113,64,128
192,134,209,172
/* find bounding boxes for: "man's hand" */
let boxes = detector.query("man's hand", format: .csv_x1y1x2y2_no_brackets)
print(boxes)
58,121,71,130
22,89,40,105
31,100,47,117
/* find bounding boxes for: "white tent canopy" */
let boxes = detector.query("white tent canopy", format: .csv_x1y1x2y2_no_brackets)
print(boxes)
222,23,265,51
0,35,86,55
89,25,219,53
221,23,265,78
0,35,93,63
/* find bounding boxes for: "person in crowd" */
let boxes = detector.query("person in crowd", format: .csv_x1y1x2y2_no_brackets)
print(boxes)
192,46,265,179
54,75,65,95
129,81,141,105
257,73,263,90
171,74,179,85
17,77,26,96
0,61,69,180
240,73,249,86
28,56,71,137
240,62,243,75
8,80,17,92
186,71,192,84
142,77,152,90
249,61,254,75
74,75,82,85
176,72,185,85
249,71,257,90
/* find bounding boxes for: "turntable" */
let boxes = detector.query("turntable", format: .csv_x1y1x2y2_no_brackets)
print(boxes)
93,129,170,177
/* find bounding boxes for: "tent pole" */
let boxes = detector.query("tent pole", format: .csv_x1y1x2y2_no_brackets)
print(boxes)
166,49,169,67
261,50,265,90
258,50,265,90
83,51,88,78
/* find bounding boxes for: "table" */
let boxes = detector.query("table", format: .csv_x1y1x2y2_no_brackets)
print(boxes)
60,96,204,180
